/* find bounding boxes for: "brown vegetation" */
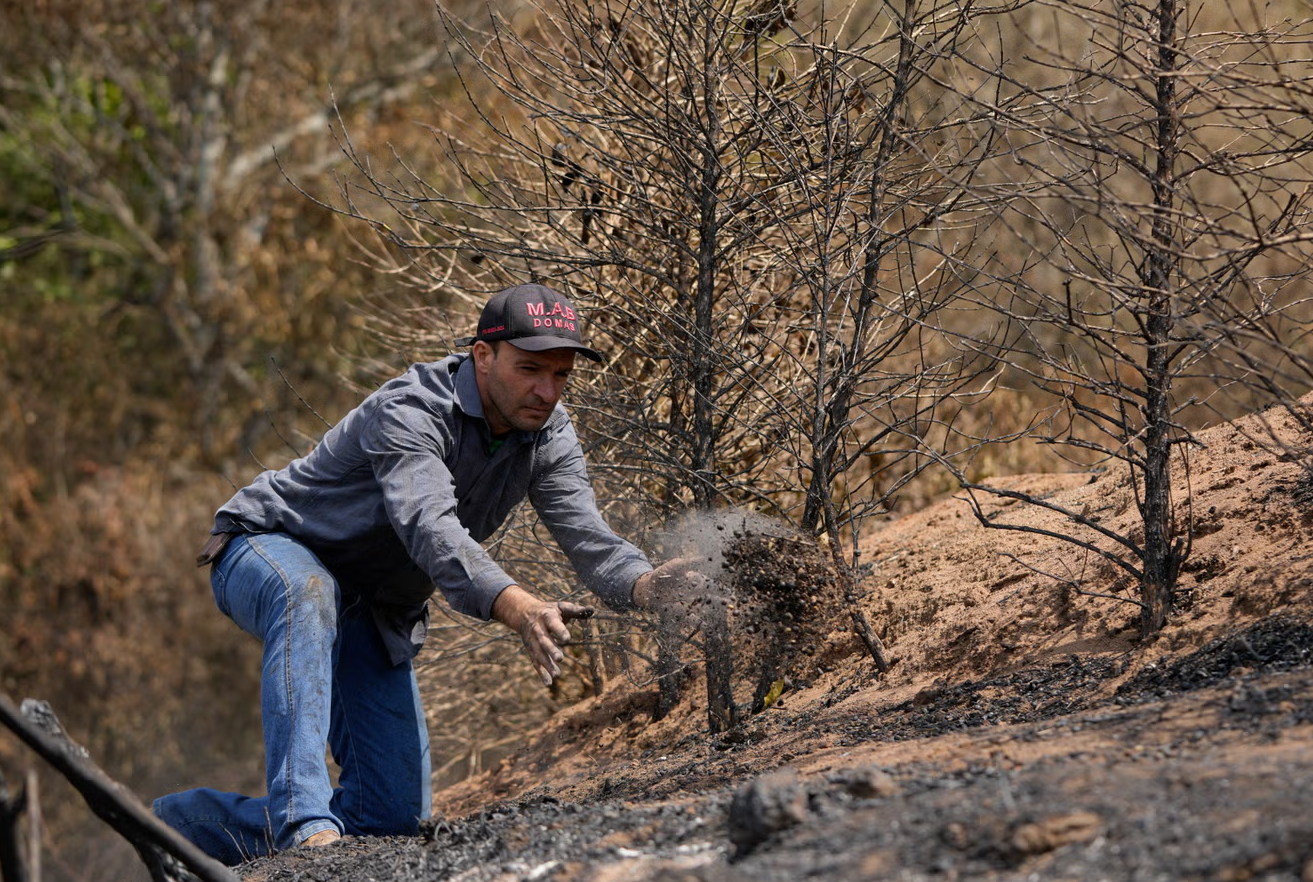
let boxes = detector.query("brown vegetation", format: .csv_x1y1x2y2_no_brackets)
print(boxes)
4,0,1313,880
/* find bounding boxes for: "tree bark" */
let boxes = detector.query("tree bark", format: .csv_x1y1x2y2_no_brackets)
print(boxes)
0,770,29,882
1139,0,1183,637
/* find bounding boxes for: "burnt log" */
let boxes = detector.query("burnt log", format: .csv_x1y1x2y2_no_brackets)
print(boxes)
0,693,237,882
0,769,29,882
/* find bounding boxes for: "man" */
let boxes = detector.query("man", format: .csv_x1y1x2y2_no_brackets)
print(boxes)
153,283,690,864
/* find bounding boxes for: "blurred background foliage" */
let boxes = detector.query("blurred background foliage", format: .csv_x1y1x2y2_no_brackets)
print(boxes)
3,0,1313,879
0,1,471,877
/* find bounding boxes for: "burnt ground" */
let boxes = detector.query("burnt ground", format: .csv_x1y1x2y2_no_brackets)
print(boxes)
237,404,1313,882
239,621,1313,882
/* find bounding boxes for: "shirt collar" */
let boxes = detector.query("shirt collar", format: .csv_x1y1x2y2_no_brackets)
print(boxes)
453,355,485,419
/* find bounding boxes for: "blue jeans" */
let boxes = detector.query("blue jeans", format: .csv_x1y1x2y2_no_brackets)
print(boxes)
153,533,432,864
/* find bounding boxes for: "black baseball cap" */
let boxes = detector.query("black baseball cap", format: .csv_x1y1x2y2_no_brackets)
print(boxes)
457,284,603,362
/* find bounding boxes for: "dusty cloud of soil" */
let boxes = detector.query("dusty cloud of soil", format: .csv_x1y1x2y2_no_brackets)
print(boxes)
239,404,1313,882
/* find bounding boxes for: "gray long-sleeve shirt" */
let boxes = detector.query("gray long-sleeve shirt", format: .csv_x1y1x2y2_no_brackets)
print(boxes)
213,354,651,663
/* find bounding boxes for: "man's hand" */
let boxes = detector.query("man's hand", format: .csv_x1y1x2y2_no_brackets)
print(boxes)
491,584,595,687
631,557,712,630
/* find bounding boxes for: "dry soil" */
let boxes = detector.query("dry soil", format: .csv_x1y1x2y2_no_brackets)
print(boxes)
238,402,1313,882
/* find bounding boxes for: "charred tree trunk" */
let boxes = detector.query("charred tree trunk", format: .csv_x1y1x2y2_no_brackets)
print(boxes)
702,592,738,734
690,116,724,511
1139,0,1186,637
1139,359,1177,637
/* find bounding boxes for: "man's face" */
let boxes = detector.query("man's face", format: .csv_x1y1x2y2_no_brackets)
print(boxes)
473,341,577,435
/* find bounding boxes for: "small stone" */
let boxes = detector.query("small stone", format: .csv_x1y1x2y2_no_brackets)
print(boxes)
840,766,900,799
941,822,970,850
1010,811,1103,856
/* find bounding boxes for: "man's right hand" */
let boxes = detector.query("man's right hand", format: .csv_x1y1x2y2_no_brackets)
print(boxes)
631,557,713,630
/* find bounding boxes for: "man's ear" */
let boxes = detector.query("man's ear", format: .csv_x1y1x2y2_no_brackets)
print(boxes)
472,340,495,372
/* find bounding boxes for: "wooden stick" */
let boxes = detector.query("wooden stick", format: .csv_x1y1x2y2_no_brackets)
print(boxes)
23,771,38,882
0,693,238,882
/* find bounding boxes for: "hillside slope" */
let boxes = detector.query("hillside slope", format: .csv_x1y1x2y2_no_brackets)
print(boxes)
240,402,1313,882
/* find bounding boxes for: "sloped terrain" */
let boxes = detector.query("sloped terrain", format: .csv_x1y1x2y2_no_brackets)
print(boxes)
238,403,1313,882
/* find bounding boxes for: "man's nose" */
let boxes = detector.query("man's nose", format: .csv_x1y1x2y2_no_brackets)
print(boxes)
534,376,560,402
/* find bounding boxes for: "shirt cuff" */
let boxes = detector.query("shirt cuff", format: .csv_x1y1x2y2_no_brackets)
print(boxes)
471,569,517,621
600,560,655,612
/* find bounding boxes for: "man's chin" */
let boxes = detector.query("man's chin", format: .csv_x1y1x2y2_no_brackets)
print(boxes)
515,411,552,432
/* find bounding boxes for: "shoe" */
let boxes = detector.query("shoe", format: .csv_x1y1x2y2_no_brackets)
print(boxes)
301,829,341,848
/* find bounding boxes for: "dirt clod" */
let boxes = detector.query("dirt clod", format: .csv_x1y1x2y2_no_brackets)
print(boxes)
1009,811,1103,856
726,768,808,858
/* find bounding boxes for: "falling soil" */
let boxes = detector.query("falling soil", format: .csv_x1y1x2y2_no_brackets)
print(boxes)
238,402,1313,882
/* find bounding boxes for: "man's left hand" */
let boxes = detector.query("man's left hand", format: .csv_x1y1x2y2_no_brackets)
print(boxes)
492,585,595,687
